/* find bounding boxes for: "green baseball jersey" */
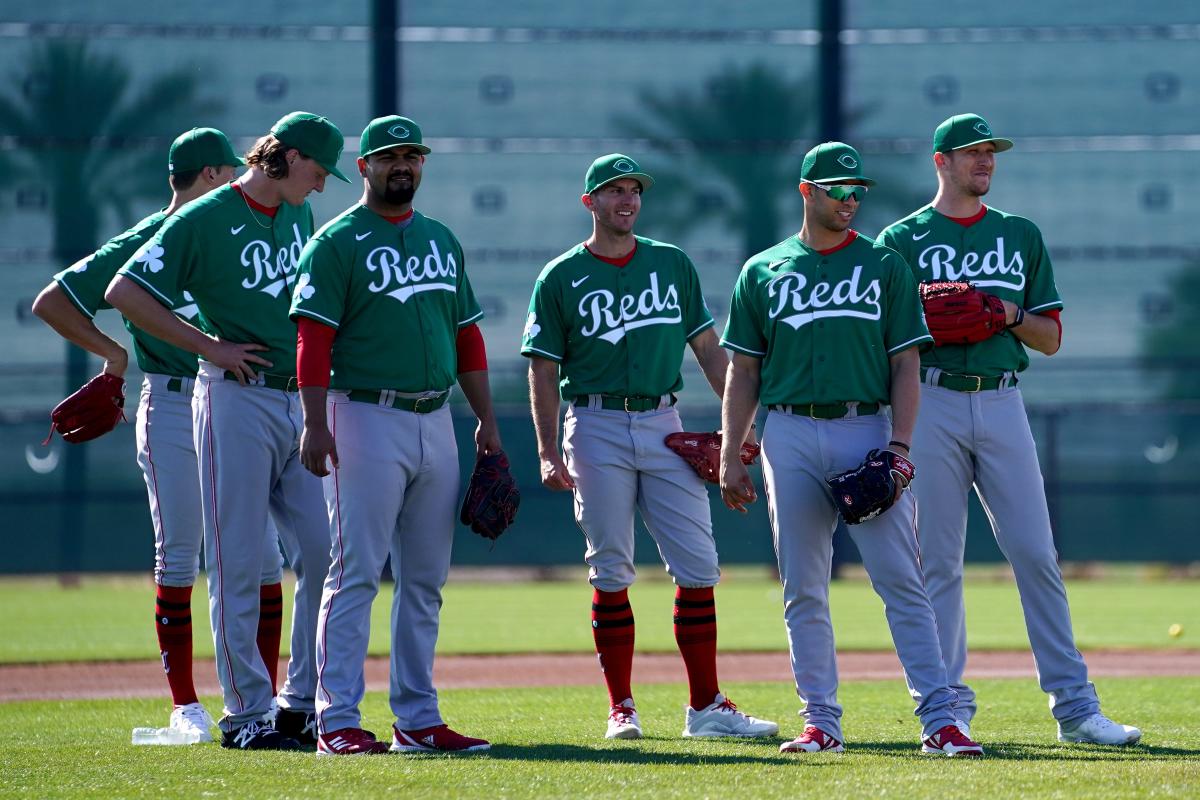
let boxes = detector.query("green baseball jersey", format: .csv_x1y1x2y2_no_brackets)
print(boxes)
289,207,483,392
54,210,200,377
520,237,714,399
720,232,931,406
117,184,315,378
878,205,1063,375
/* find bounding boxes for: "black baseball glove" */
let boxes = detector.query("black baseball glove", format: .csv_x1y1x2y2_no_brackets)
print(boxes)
827,449,915,525
459,450,520,541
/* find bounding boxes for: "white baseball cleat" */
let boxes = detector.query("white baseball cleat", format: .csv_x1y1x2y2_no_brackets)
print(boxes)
169,702,214,743
779,725,844,753
1058,713,1141,745
606,699,642,740
682,693,779,738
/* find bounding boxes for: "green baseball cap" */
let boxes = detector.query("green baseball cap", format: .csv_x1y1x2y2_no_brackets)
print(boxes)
584,153,654,194
933,113,1013,154
269,111,350,183
168,128,244,174
360,115,431,157
800,142,875,186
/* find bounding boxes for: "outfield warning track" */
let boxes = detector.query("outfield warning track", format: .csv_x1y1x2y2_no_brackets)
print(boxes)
2,649,1196,702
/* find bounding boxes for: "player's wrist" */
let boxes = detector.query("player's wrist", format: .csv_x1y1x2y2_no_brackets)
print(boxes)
1007,306,1025,329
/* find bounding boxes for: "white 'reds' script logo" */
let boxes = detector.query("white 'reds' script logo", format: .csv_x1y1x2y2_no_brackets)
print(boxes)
578,272,681,344
240,223,307,297
766,265,882,329
917,237,1025,291
365,239,457,302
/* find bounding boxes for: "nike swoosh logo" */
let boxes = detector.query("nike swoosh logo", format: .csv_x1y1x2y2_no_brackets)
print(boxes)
230,224,246,235
355,232,372,241
768,258,789,269
571,275,589,288
912,230,930,241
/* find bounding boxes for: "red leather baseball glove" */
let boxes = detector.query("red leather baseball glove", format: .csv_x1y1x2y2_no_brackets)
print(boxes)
47,372,126,444
664,431,761,485
919,280,1008,346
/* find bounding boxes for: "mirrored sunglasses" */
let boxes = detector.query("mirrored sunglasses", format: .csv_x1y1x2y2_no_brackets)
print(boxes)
804,181,868,202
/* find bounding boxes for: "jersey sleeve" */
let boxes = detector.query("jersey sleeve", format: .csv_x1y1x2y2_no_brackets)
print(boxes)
720,266,767,357
520,275,567,362
116,217,195,308
54,252,115,319
882,251,933,354
1020,223,1064,313
290,233,350,328
679,251,715,340
451,235,484,328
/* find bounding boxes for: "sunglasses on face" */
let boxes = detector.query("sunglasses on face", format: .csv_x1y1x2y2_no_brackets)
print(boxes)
804,181,868,202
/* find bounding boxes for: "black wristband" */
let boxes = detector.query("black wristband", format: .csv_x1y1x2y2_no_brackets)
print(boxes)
1008,306,1025,329
888,440,910,451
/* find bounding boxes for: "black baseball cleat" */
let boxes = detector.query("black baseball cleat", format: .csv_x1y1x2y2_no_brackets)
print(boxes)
221,720,303,751
273,708,318,749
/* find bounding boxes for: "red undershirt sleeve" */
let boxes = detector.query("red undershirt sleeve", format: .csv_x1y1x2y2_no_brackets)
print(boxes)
296,317,335,388
456,323,488,373
1038,308,1062,347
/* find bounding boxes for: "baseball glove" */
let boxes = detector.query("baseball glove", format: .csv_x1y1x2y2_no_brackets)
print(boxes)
459,450,520,541
46,372,126,444
919,280,1008,347
827,448,915,525
663,431,761,485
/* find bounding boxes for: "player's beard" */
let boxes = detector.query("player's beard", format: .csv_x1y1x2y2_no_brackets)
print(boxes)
382,183,416,205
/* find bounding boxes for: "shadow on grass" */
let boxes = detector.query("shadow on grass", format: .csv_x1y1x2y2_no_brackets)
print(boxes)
486,740,814,767
848,740,1200,761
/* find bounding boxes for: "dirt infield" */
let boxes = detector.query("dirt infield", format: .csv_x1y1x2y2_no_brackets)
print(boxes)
2,649,1196,702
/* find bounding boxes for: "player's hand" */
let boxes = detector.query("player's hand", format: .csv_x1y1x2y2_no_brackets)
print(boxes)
102,348,129,379
300,424,338,477
203,338,272,385
474,418,502,457
720,456,757,513
540,453,575,491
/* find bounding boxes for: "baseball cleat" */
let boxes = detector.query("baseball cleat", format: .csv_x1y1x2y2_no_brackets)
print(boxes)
317,727,390,756
221,720,303,751
169,702,215,744
780,726,844,753
390,724,490,754
273,708,318,749
1057,713,1141,745
682,693,779,738
922,723,984,757
605,699,643,740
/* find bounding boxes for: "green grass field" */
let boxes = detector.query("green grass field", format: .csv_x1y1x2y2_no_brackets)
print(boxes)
2,679,1197,799
1,573,1197,663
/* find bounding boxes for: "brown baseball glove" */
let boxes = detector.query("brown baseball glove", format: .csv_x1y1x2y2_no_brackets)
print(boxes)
919,280,1008,346
46,372,126,444
664,431,761,485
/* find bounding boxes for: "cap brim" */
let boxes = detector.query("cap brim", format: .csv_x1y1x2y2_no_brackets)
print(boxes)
361,143,432,158
232,156,247,167
948,136,1013,153
591,172,654,193
320,163,352,183
813,175,876,187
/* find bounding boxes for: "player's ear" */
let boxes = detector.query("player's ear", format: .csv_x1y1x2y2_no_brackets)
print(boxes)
798,182,812,199
357,156,368,177
933,152,947,169
581,193,594,211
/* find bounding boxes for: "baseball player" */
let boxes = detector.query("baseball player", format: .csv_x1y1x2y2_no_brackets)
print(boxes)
878,113,1141,745
106,112,348,750
719,142,983,756
31,128,286,743
522,154,778,741
290,115,496,756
